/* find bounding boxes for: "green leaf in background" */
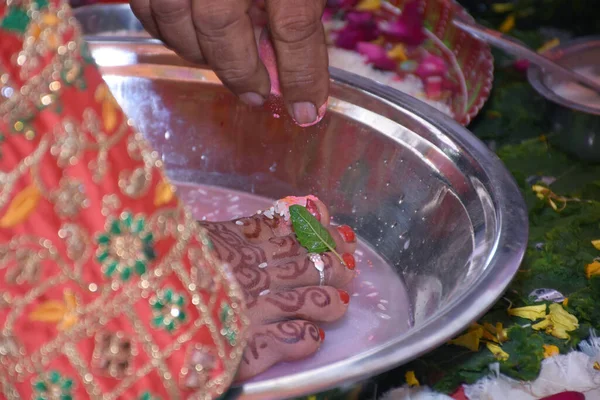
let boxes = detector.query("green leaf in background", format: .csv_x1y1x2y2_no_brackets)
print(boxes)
289,205,337,254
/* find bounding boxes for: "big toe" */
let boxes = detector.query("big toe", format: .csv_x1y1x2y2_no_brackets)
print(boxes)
236,320,325,382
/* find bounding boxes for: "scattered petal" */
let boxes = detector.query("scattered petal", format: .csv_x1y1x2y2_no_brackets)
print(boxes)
387,44,408,61
29,300,67,323
405,370,420,387
543,344,559,358
538,38,560,54
486,342,509,361
448,326,482,351
356,0,380,11
0,184,41,228
508,304,547,321
594,362,600,371
533,304,579,340
499,13,516,33
591,240,600,250
586,260,600,279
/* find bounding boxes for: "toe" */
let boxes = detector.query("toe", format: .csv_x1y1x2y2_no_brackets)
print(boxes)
236,320,323,382
328,224,357,254
247,286,350,324
268,252,355,290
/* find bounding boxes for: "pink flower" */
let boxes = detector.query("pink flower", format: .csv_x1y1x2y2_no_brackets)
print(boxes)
513,59,531,73
335,12,379,50
379,0,426,46
415,54,448,79
356,42,397,71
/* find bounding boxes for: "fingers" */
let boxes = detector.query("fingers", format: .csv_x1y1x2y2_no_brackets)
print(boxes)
236,320,323,382
265,0,329,126
191,0,271,105
247,286,349,324
148,0,205,63
130,0,160,38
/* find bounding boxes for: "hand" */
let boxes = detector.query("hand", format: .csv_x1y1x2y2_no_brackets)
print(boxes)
130,0,330,126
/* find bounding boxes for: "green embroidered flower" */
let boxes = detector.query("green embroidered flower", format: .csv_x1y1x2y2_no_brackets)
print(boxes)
219,303,237,346
149,287,187,333
32,370,74,400
96,211,156,282
138,392,160,400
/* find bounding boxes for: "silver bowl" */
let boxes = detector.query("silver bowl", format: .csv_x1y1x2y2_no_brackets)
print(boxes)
86,38,527,398
528,36,600,163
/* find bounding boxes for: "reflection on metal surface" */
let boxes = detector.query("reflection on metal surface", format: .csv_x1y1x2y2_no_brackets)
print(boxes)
87,40,527,399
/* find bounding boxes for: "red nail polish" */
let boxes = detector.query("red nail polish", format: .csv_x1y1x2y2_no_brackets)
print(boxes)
319,328,325,341
342,253,356,270
306,199,321,221
338,289,350,305
337,225,356,243
540,392,585,400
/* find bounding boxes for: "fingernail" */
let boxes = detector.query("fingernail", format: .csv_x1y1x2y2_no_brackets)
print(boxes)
342,253,356,270
338,289,350,305
292,102,317,126
337,225,356,243
306,199,321,221
319,327,325,341
239,92,265,107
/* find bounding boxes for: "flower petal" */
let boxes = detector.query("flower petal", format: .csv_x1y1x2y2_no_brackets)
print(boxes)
543,344,559,358
448,327,482,351
405,370,419,387
356,42,397,70
486,343,509,361
591,240,600,250
508,304,547,321
0,184,41,228
356,0,380,11
585,261,600,279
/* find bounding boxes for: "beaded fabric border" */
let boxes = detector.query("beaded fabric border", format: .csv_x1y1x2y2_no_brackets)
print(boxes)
0,0,248,399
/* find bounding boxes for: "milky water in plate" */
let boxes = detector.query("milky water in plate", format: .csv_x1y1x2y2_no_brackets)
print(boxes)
175,182,412,382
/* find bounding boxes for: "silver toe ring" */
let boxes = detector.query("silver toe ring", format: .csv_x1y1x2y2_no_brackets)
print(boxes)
308,253,325,286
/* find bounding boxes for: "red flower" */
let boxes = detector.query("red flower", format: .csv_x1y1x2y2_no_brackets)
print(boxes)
379,0,426,46
356,42,396,71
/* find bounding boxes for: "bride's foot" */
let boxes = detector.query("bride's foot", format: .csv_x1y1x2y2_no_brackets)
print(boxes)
199,196,357,381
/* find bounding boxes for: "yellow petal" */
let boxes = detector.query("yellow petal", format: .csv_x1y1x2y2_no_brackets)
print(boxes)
356,0,381,11
94,83,107,103
548,303,579,331
594,362,600,371
492,3,515,13
543,344,559,358
154,180,175,207
486,343,509,361
0,184,41,228
537,38,560,54
586,261,600,279
405,371,420,387
371,36,385,46
563,298,569,307
532,318,550,331
591,240,600,250
508,304,547,321
532,185,548,194
448,327,482,351
387,44,407,62
29,300,67,323
499,13,516,33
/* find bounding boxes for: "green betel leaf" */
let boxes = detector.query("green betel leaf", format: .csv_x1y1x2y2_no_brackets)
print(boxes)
289,205,336,254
